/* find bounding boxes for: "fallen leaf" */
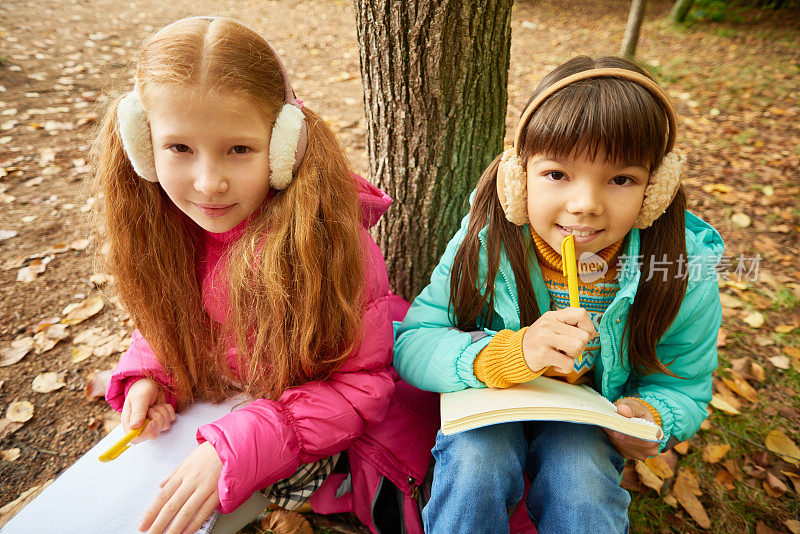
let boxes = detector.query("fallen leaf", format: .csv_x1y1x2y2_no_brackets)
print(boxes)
0,422,23,447
785,520,800,534
702,183,733,194
0,337,34,366
703,443,731,463
5,401,34,423
775,324,796,333
719,294,743,308
69,238,92,251
0,229,18,241
742,312,765,329
33,323,69,354
71,345,94,363
750,362,766,382
635,460,664,492
16,256,53,282
93,335,123,357
778,405,800,420
85,369,112,400
716,328,727,348
783,471,800,494
620,463,643,491
31,372,66,393
769,355,790,369
722,371,758,403
754,335,774,347
722,459,743,481
261,509,313,534
785,346,800,359
673,441,690,455
645,451,677,480
765,430,800,466
72,327,109,346
671,466,710,529
61,297,103,325
662,493,678,507
714,469,735,491
1,448,21,462
763,472,788,497
756,521,785,534
731,213,751,228
711,394,741,415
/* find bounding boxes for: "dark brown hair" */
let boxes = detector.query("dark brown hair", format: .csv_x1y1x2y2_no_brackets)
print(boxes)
450,56,687,376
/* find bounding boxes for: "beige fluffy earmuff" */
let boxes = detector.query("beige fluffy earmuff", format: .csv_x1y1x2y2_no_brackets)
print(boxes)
496,68,685,230
115,17,307,190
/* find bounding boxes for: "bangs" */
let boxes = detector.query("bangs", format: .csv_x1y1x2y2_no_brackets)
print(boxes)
520,78,668,172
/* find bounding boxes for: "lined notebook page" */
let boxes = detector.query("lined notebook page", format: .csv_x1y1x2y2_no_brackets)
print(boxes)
2,397,245,533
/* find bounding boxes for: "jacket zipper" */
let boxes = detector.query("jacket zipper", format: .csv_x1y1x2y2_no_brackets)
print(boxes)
477,231,521,319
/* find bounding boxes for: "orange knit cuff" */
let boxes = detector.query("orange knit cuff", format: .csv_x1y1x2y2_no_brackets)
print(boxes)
618,397,662,428
473,327,543,388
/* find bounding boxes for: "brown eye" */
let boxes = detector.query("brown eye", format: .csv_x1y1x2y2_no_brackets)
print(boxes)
170,144,191,153
547,171,566,181
612,176,631,186
231,145,251,154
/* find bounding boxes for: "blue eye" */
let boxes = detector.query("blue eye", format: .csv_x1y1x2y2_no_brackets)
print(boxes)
231,145,251,154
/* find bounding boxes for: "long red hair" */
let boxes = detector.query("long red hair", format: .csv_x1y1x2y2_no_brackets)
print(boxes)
92,18,365,403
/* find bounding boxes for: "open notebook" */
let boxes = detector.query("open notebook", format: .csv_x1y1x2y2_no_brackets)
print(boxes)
2,397,248,533
440,376,663,441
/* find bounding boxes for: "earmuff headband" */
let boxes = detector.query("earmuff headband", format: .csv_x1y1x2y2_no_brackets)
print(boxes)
513,68,678,157
497,67,685,229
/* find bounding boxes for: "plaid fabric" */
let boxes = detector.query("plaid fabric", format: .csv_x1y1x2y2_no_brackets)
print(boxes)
264,453,340,511
194,454,340,533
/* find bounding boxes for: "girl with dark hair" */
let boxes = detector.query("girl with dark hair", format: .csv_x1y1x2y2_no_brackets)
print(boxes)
394,56,723,533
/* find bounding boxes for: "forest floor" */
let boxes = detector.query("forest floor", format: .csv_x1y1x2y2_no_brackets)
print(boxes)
1,0,799,532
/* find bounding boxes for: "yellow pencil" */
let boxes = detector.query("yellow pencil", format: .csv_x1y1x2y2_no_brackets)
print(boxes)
560,235,582,363
98,419,150,462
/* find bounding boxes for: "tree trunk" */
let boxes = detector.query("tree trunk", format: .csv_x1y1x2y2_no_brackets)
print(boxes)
354,0,513,300
620,0,646,58
670,0,694,22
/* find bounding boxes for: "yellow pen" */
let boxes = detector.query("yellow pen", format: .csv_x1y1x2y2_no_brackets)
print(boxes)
98,418,150,462
560,235,582,363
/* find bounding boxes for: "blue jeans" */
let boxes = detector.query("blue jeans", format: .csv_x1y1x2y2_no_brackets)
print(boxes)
422,421,630,534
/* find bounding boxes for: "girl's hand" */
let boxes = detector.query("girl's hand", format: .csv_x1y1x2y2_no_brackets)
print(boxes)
121,378,176,444
138,442,222,534
522,308,597,373
604,398,661,460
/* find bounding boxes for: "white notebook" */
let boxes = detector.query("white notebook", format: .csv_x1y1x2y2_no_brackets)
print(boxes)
2,397,248,533
440,376,663,441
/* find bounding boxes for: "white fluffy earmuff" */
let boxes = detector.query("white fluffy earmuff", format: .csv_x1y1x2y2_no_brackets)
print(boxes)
116,90,158,182
496,68,685,230
268,104,306,190
115,88,307,190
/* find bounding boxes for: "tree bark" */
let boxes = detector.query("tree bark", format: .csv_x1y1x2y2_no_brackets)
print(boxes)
620,0,646,58
670,0,694,22
354,0,513,300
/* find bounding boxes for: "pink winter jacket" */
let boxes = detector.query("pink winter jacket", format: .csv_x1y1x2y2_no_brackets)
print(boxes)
106,176,398,514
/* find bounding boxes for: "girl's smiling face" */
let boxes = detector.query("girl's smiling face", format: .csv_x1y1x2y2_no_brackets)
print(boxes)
526,148,649,256
147,85,272,233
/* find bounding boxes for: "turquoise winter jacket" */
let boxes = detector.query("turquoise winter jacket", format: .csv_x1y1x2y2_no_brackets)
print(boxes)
394,206,724,450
